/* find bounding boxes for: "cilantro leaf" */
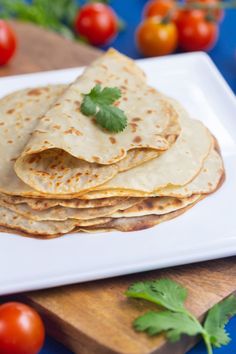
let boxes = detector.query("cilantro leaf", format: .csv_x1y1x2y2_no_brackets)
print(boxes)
204,295,236,348
96,105,127,133
134,310,203,341
126,278,187,312
81,84,127,133
126,278,236,354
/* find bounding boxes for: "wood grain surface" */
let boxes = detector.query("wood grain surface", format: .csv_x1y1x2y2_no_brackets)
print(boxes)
1,21,236,354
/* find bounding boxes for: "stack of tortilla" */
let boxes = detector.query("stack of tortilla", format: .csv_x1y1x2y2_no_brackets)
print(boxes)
0,49,224,238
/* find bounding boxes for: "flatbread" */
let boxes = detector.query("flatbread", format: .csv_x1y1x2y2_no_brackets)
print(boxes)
0,84,161,199
78,113,213,195
78,199,201,233
0,198,141,221
79,145,223,199
110,195,201,218
0,206,116,236
15,49,181,194
0,194,129,210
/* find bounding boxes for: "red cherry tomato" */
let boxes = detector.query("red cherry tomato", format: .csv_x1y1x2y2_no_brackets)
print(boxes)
136,17,178,57
176,10,219,51
187,0,224,22
74,3,118,46
0,20,17,66
144,0,176,19
0,302,45,354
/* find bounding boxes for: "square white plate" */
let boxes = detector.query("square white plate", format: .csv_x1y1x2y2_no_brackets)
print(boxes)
1,52,236,296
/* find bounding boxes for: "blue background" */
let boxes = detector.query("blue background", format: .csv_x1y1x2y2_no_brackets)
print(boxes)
27,0,236,353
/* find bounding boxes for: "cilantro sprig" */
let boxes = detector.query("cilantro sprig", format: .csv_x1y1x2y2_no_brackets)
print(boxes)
81,84,128,133
125,278,236,354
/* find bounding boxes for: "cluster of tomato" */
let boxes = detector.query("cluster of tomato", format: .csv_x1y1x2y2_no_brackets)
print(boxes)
136,0,223,57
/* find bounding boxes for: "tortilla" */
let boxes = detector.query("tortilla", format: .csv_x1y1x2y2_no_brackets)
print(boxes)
0,85,66,198
78,115,212,196
79,145,223,199
0,86,172,199
78,198,201,233
0,206,118,236
0,198,141,221
0,194,129,210
110,195,201,218
15,49,181,194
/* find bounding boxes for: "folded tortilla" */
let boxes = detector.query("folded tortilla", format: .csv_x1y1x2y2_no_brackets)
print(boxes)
14,49,181,194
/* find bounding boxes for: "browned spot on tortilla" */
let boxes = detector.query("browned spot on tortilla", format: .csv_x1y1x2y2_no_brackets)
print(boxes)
148,88,156,94
44,118,50,122
65,99,71,102
24,117,31,121
44,140,50,144
28,156,37,164
0,122,4,126
133,136,142,143
123,66,132,73
56,182,61,186
132,117,141,122
55,103,61,107
27,88,42,96
101,64,108,70
76,172,82,177
53,125,61,130
7,108,15,114
208,182,213,187
124,79,128,84
109,137,116,144
7,140,13,144
130,123,138,133
10,158,17,162
120,85,127,90
64,127,83,136
93,156,100,162
114,101,120,107
158,205,164,210
144,199,154,209
95,79,102,84
137,204,144,211
123,97,128,101
175,199,183,205
147,110,153,114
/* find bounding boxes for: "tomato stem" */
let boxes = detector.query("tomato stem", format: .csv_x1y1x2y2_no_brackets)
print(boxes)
178,0,236,10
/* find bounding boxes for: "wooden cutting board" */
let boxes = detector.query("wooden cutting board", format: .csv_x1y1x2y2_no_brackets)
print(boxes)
2,21,236,354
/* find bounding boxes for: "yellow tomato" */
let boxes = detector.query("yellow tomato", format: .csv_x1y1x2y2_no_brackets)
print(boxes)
136,17,178,57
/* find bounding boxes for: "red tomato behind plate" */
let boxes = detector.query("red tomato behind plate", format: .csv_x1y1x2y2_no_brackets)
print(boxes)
176,10,219,51
0,302,45,354
0,20,17,66
187,0,224,22
74,3,118,46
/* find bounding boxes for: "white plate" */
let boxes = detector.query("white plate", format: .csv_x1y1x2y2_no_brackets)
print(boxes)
0,52,236,296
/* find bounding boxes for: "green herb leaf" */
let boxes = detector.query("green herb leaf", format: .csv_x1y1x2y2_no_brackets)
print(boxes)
81,84,127,133
0,0,78,38
126,278,187,312
134,310,203,341
126,278,236,354
204,295,236,348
